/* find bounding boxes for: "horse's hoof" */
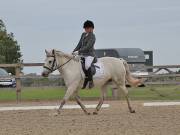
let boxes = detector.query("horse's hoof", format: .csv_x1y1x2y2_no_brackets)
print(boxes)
53,110,61,116
130,110,136,113
54,113,59,116
93,112,98,115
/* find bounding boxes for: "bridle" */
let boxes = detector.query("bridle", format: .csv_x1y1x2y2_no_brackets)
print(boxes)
43,55,74,72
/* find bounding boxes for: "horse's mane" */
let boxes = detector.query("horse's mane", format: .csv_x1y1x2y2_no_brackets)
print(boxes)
55,50,79,61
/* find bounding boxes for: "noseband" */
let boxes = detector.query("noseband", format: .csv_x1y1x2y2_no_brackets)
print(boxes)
43,55,74,72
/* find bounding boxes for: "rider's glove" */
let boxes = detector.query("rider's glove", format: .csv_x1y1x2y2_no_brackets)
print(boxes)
72,51,79,55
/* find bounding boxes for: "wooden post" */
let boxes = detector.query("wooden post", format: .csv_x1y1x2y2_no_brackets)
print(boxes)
15,65,21,103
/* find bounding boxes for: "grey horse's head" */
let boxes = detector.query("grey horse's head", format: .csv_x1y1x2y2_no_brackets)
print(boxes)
42,49,78,77
42,49,57,77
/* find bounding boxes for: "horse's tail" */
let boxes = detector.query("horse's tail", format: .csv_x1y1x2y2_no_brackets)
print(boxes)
123,60,142,87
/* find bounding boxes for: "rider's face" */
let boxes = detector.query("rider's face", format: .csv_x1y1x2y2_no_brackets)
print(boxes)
84,27,93,33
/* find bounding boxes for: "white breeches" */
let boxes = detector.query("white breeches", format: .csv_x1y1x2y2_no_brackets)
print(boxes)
84,56,94,70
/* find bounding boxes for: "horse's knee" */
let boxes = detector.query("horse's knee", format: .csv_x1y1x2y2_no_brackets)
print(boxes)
123,88,128,94
63,92,72,101
62,97,68,103
122,89,128,96
119,85,128,95
63,86,77,101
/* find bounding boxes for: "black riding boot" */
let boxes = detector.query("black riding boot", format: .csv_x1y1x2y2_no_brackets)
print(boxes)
82,77,89,89
87,68,94,89
81,70,89,89
81,57,94,89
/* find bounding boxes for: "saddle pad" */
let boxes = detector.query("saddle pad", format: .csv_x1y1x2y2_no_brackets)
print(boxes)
93,61,104,79
79,59,105,79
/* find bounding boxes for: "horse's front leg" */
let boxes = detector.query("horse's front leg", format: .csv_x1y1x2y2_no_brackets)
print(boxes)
75,95,90,115
57,85,77,114
57,99,66,114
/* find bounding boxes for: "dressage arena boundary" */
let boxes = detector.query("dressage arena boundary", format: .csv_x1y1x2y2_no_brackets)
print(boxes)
144,102,180,107
0,104,110,111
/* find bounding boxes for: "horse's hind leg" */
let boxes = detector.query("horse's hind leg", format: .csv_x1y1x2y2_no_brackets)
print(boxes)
118,84,135,113
75,95,90,115
93,85,107,115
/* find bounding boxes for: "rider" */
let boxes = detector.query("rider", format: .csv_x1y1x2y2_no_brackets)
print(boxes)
73,20,96,89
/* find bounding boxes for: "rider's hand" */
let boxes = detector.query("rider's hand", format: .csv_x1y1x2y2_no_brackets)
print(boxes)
72,51,79,55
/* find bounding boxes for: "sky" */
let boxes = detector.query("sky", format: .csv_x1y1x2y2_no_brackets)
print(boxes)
0,0,180,74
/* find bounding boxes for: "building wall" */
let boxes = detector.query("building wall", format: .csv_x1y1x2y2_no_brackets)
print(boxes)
95,48,153,72
144,51,153,72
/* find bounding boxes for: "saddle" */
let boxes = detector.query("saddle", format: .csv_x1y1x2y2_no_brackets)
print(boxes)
80,57,98,76
80,57,99,89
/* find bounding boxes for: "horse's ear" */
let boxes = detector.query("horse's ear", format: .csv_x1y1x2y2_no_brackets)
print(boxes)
45,49,48,55
52,49,55,55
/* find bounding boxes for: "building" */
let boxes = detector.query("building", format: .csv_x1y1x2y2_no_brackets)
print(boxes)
95,48,153,72
144,51,153,72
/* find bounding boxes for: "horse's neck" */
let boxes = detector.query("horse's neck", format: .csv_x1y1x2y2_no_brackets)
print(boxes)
57,56,76,71
56,55,81,85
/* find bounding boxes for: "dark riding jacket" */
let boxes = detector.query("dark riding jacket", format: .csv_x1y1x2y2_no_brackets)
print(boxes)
73,32,96,57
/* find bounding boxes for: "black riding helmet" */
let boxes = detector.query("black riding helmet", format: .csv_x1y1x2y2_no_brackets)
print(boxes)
83,20,94,29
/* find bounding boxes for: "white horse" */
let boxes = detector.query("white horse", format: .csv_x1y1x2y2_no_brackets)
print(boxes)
42,49,141,115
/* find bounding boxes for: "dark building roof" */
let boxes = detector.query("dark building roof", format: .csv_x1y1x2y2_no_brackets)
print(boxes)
95,48,146,63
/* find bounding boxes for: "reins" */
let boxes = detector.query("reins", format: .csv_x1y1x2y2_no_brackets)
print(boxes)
43,55,75,72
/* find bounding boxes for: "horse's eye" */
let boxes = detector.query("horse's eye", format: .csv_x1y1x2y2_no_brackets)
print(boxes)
49,61,52,64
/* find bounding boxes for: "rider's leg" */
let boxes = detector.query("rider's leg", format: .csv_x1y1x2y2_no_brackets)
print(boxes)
85,56,94,70
87,67,94,88
85,56,94,89
81,76,89,89
81,57,89,89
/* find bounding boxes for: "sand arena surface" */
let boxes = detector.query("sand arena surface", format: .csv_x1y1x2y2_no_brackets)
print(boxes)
0,101,180,135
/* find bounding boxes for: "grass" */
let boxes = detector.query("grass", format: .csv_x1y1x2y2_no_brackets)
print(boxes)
129,85,180,100
0,85,179,101
0,87,109,101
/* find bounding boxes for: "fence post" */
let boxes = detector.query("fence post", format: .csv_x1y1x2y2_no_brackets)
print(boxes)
15,65,21,103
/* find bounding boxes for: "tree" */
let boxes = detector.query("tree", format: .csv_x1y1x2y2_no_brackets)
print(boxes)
0,19,22,74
